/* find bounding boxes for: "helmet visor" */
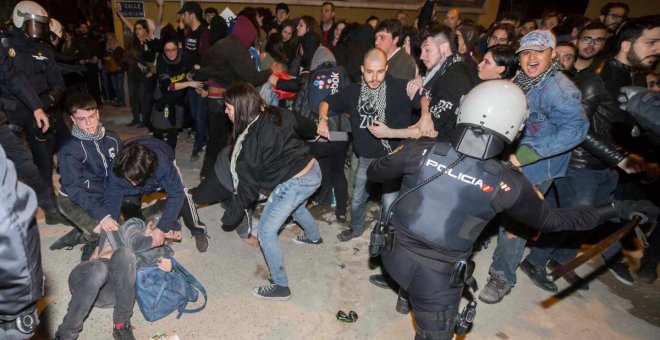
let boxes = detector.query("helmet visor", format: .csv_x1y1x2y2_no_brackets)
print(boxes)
25,20,50,41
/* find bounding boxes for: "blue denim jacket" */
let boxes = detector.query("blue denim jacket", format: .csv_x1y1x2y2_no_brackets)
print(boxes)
520,71,589,184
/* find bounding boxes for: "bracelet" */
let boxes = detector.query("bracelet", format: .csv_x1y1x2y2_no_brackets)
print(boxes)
319,116,328,121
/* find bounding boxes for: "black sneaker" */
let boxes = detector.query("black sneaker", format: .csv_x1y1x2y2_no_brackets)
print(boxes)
50,228,83,250
292,234,323,245
193,233,209,253
112,322,136,340
336,214,347,224
478,273,512,304
520,259,558,293
252,283,291,301
80,243,96,262
607,261,634,285
368,274,390,289
337,229,361,242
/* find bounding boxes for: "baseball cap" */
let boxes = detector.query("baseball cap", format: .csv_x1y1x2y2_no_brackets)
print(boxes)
276,3,289,13
177,1,203,17
516,30,556,53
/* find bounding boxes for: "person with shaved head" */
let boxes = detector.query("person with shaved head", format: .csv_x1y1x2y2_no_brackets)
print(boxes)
318,48,421,242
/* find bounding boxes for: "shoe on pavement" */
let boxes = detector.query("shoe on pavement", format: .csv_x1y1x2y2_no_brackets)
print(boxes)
292,234,323,245
336,214,347,224
337,229,361,242
548,259,588,291
193,233,209,252
50,228,83,250
520,259,558,293
607,261,634,285
478,273,512,304
112,322,136,340
252,283,291,301
368,274,391,289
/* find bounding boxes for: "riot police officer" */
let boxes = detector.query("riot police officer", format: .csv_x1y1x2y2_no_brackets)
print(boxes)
0,2,66,225
1,1,65,221
367,80,659,339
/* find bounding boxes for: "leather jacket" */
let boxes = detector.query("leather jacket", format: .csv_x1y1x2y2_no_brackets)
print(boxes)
568,60,629,170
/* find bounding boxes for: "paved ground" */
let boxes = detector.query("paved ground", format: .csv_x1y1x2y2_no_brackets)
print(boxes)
34,105,659,339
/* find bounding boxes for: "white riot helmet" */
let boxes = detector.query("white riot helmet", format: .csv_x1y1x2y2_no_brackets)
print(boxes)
13,1,50,40
452,80,528,160
50,18,63,40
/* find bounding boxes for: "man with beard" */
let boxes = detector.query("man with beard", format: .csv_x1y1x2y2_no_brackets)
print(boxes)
406,24,479,142
317,49,419,242
599,2,629,54
478,30,589,304
520,22,647,292
590,15,660,284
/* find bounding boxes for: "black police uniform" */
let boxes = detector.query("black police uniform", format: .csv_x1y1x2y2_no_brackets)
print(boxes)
0,31,61,215
368,139,618,340
1,28,65,191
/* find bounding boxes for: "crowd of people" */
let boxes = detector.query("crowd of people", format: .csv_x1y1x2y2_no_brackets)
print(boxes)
0,0,659,339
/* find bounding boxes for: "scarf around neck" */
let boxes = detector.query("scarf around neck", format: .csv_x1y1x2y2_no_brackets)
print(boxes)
513,62,560,94
72,123,106,141
358,78,391,153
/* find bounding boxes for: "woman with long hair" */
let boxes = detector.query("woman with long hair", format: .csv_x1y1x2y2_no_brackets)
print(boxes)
124,19,160,128
221,83,322,301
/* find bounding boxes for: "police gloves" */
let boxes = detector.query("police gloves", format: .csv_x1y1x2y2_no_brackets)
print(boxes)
616,200,660,225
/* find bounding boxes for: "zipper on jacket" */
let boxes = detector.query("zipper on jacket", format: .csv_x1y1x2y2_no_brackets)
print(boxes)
94,141,108,177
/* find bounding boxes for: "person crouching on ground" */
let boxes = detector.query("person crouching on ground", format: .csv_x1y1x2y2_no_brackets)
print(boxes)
221,82,322,301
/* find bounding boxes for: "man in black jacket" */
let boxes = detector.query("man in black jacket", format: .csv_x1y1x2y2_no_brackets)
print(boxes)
406,24,479,142
595,15,659,283
521,22,647,292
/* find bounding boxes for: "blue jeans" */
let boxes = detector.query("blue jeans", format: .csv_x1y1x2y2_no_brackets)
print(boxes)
258,160,322,287
187,89,208,151
489,179,553,285
55,247,136,339
350,156,399,235
526,168,618,268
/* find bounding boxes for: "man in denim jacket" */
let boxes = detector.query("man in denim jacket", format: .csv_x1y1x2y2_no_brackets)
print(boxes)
478,30,589,304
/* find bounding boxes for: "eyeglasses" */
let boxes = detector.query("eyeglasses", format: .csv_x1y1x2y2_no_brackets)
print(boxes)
488,35,509,45
579,36,607,46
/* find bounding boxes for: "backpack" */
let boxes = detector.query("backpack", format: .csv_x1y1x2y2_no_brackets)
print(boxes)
307,62,349,119
135,258,207,322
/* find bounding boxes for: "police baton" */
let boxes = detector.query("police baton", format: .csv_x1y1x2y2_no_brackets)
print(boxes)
549,215,642,281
